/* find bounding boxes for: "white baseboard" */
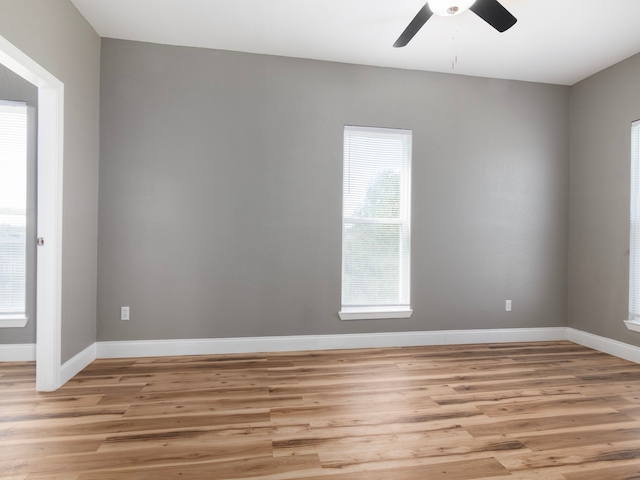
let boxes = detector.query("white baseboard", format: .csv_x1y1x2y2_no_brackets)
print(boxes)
59,342,96,385
0,343,36,361
8,327,640,379
96,327,569,359
0,328,567,363
567,328,640,364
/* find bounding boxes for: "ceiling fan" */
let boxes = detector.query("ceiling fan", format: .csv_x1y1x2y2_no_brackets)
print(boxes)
393,0,517,48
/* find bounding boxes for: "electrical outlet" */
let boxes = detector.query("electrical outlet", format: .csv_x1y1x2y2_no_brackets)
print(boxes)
121,306,130,321
505,300,512,312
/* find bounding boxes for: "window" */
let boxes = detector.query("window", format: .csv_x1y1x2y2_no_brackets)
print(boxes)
0,101,28,325
627,120,640,331
629,121,640,331
340,125,412,320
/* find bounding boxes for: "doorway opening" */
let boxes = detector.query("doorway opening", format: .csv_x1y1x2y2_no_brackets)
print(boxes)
0,34,64,391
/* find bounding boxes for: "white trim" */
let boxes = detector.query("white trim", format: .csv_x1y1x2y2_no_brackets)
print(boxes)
0,343,36,361
342,125,412,312
339,307,413,320
0,328,567,364
0,315,29,328
97,327,568,359
567,327,640,364
624,320,640,333
0,99,26,107
3,326,640,374
35,80,64,392
60,343,96,385
0,34,65,392
0,328,566,364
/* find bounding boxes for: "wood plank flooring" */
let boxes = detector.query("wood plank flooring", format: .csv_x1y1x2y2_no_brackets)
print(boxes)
3,341,640,479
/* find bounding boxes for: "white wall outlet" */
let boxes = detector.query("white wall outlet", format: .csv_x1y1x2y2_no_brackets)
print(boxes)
120,306,130,321
505,300,512,312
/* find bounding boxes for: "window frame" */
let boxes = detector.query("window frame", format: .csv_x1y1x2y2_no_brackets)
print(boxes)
626,120,640,332
339,125,413,321
0,100,29,328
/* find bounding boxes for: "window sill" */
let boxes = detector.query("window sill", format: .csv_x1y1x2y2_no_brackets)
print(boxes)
339,307,413,321
625,320,640,333
0,315,29,328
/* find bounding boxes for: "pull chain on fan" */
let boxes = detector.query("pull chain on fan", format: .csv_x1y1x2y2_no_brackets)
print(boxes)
451,15,459,70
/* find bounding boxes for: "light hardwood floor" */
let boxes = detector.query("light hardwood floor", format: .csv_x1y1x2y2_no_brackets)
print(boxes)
3,341,640,479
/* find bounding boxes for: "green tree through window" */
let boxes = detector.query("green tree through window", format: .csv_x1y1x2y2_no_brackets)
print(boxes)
343,169,401,304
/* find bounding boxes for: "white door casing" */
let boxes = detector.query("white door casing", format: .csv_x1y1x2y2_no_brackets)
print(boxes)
0,34,64,391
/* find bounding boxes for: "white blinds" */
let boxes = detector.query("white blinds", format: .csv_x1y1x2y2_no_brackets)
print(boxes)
342,125,412,308
0,102,28,316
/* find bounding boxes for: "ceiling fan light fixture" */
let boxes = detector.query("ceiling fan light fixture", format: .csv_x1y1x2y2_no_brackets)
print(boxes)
428,0,476,16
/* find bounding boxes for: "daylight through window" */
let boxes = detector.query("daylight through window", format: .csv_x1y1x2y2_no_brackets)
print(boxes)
0,101,28,320
629,121,640,327
340,125,412,320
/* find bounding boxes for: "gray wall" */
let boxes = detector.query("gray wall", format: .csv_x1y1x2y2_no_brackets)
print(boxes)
0,0,100,362
0,63,37,345
98,38,569,341
569,52,640,346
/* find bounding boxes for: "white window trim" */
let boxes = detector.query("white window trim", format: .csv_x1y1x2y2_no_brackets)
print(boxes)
627,119,640,333
0,314,28,328
625,320,640,333
339,306,413,321
340,125,412,321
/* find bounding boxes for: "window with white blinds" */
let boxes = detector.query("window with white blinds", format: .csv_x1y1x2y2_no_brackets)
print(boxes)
340,125,412,320
0,102,28,321
629,121,640,327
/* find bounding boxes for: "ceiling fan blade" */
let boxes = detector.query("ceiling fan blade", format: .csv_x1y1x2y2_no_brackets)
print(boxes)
393,3,434,48
469,0,517,32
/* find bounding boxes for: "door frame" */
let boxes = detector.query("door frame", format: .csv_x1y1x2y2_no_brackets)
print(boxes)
0,35,64,391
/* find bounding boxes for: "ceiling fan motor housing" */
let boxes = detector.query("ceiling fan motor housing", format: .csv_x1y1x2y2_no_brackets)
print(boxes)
428,0,476,16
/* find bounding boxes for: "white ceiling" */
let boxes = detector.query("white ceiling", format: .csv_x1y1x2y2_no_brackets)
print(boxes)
70,0,640,86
